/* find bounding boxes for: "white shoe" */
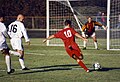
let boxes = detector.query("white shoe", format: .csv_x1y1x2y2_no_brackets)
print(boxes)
86,70,90,73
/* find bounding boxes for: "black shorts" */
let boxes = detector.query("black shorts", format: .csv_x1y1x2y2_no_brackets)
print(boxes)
1,48,10,55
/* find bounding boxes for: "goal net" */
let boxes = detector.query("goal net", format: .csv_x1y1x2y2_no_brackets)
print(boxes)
47,0,107,49
107,0,120,50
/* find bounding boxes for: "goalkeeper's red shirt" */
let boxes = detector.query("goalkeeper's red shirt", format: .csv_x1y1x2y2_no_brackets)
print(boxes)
54,27,82,57
82,21,103,34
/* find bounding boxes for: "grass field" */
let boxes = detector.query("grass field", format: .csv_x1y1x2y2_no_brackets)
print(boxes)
0,38,120,82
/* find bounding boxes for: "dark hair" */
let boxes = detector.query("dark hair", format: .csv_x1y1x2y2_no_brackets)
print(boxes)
87,16,92,19
64,20,71,26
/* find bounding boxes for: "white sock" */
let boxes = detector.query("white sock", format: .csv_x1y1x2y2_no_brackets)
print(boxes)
5,55,11,72
9,50,21,57
83,41,87,48
94,42,98,49
19,58,25,69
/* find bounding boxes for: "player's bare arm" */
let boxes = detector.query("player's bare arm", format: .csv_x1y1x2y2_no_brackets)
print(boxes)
75,33,88,41
43,35,55,43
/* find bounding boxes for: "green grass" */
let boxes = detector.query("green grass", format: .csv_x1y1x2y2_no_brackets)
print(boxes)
0,38,120,82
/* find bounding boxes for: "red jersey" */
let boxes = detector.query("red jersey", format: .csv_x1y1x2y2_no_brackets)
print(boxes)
82,21,103,34
54,27,77,47
54,27,82,57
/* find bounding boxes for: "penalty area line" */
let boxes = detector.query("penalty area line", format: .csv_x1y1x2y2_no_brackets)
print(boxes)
25,52,120,56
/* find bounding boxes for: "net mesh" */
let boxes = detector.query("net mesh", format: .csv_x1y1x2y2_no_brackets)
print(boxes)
110,0,120,49
48,0,107,48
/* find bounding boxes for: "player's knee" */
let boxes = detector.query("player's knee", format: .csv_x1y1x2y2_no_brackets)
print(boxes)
72,54,83,60
80,54,84,60
94,40,97,42
77,59,80,62
72,54,77,60
19,55,24,59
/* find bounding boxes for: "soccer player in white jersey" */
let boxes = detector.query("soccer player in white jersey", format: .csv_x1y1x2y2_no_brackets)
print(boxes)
8,14,30,70
0,14,15,74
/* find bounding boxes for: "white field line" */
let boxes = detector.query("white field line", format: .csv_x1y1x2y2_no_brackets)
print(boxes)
25,52,65,56
25,52,120,56
26,52,45,55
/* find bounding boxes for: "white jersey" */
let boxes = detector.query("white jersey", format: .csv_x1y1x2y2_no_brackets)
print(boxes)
0,22,8,50
8,21,30,42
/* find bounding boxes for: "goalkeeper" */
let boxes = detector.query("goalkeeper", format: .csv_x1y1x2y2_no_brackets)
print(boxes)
82,16,107,50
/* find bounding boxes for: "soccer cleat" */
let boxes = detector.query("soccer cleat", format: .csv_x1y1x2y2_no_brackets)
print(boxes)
7,69,15,74
96,48,100,50
82,47,86,50
22,67,30,70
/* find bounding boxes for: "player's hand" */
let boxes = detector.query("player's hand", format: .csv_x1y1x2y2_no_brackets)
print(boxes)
103,26,107,30
102,26,107,30
26,41,30,46
105,26,108,30
81,35,88,41
83,38,88,42
43,39,47,43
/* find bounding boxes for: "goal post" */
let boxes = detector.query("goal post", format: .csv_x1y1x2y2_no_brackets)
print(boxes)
107,0,120,50
107,0,110,50
46,0,49,46
46,0,107,48
46,0,85,46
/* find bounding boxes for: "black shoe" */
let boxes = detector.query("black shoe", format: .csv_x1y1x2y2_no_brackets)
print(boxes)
7,69,15,74
83,47,86,50
22,67,30,70
96,48,100,50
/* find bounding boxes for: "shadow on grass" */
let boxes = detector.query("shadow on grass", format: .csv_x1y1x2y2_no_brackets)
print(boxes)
99,67,120,71
12,64,120,75
90,67,120,72
31,64,80,69
12,64,90,75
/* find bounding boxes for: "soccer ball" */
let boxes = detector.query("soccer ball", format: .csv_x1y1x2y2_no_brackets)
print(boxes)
93,62,102,70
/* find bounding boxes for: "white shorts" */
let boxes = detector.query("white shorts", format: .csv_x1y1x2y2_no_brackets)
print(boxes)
82,32,96,38
10,38,23,51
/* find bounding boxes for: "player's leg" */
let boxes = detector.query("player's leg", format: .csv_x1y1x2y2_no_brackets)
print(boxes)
17,49,29,70
82,32,87,50
83,41,87,50
91,33,99,49
68,45,89,72
72,54,89,72
92,36,98,49
1,48,15,74
10,38,29,70
9,50,21,57
10,38,21,57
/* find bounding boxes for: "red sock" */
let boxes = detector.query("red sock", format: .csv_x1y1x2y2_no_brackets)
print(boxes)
78,60,89,71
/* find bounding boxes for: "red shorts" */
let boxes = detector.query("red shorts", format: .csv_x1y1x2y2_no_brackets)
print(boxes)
65,43,82,58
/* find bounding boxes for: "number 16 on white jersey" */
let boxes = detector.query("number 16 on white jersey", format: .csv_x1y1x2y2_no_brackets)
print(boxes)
8,21,30,42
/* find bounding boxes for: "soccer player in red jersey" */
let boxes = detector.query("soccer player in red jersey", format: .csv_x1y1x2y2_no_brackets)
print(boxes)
43,20,89,72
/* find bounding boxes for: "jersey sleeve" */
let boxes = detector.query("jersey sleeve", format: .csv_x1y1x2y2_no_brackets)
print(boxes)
82,23,87,31
1,24,9,38
20,23,30,42
71,28,78,35
94,21,103,27
54,31,61,38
